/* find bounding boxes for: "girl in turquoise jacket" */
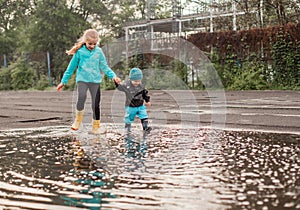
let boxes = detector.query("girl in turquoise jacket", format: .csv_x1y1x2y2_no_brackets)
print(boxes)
57,29,120,134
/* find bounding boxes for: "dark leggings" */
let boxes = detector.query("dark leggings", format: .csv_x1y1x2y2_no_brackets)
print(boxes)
76,82,101,120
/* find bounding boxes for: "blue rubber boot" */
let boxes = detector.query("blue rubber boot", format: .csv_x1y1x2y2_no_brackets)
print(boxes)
141,119,152,133
125,124,131,132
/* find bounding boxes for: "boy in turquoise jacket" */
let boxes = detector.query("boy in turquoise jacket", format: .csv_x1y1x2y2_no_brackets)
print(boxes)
115,68,151,133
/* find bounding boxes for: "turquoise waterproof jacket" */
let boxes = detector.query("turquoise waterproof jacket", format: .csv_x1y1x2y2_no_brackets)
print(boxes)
61,45,116,84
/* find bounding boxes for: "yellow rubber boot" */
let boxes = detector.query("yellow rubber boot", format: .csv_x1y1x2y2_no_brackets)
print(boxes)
71,110,84,130
91,120,100,134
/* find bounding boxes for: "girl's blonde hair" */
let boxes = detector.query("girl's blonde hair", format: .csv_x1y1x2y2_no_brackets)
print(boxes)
66,29,100,55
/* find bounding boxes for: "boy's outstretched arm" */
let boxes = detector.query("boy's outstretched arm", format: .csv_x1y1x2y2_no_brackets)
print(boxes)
114,80,128,92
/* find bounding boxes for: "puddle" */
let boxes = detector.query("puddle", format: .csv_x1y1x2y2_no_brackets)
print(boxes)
0,125,299,209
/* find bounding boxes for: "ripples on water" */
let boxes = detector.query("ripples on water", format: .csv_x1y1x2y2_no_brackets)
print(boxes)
0,126,299,210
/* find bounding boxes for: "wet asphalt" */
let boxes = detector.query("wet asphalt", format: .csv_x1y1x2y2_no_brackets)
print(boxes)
0,90,299,209
0,90,299,134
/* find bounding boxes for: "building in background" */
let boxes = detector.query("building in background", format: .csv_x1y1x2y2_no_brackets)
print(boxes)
123,0,262,42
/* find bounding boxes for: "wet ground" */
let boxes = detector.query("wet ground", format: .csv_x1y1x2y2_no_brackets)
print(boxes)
0,90,300,134
0,125,299,209
0,90,299,209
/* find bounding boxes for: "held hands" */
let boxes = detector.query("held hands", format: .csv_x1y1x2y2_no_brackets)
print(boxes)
56,83,64,91
57,77,121,91
145,102,151,108
113,76,121,85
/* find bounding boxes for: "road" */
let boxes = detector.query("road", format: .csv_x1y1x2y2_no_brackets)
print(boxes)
0,90,299,134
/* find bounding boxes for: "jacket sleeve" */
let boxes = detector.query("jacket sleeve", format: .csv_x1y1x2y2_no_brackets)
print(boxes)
99,49,116,79
115,81,127,92
142,89,150,102
61,52,79,85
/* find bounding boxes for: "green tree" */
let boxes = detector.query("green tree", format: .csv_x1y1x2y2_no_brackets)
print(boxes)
29,0,90,53
27,0,91,83
0,0,33,54
263,0,300,25
0,0,33,31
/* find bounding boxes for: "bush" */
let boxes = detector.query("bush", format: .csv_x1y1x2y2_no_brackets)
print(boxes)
271,34,300,89
228,61,269,90
0,57,39,90
10,58,36,90
0,67,12,90
35,75,49,90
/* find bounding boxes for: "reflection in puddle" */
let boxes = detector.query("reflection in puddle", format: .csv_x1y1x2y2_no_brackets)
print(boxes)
0,126,299,209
